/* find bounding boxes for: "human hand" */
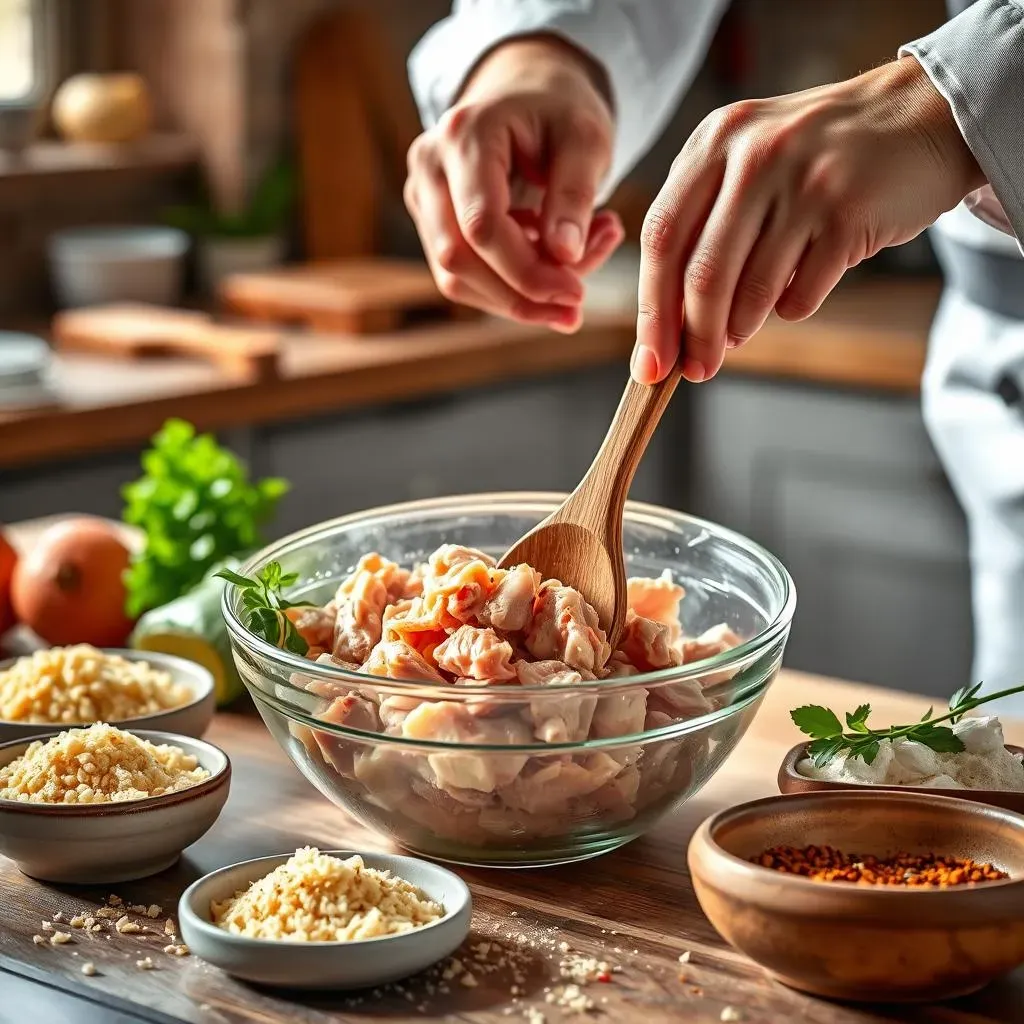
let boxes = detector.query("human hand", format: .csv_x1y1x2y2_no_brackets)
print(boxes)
404,36,624,333
632,57,986,385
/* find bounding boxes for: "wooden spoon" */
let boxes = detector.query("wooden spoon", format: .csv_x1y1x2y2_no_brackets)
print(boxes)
498,364,684,648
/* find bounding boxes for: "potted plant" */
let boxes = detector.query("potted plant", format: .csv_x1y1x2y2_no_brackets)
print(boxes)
164,160,296,294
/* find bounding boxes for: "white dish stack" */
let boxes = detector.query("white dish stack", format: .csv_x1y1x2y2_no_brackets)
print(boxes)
0,333,56,409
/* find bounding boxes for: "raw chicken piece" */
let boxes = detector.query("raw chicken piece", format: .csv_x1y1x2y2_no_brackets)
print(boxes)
401,701,530,792
311,693,380,776
362,639,446,682
590,690,648,739
285,605,336,650
575,764,641,824
680,623,743,686
627,572,685,643
618,612,683,673
422,557,496,629
336,553,412,604
499,753,622,814
525,583,611,674
377,693,423,733
333,569,388,665
478,563,541,632
515,660,597,743
647,678,714,718
381,597,449,661
434,624,516,681
426,544,496,581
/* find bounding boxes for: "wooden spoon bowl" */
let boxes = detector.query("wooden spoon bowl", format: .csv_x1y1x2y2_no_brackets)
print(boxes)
778,740,1024,814
499,365,683,647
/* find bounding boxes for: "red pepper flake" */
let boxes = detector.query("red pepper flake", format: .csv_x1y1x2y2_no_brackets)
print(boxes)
596,972,611,983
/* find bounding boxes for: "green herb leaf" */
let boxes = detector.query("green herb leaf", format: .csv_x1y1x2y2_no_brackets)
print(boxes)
791,705,843,740
855,740,880,765
845,704,871,733
122,419,289,617
217,562,315,656
912,725,965,754
807,736,847,768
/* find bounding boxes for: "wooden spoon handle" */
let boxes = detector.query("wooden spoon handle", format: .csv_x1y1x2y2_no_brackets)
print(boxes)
575,362,685,520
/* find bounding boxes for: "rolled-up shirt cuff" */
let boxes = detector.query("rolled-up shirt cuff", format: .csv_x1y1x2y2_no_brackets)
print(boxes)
408,3,648,202
899,0,1024,249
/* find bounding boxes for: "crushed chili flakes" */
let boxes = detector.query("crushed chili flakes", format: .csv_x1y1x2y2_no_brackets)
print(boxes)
752,845,1008,887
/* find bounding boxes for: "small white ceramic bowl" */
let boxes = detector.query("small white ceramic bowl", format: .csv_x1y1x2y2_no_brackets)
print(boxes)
0,729,230,883
178,849,472,989
0,649,216,743
48,225,189,307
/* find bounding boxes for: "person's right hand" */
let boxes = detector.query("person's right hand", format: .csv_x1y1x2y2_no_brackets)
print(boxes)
404,36,625,333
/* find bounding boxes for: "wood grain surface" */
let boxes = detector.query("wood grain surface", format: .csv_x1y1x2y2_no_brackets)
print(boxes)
0,669,1020,1024
0,278,938,472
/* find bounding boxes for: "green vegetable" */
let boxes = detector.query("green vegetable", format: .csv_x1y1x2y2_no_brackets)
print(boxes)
163,159,296,239
792,681,1024,768
216,562,315,655
130,558,245,707
122,419,289,617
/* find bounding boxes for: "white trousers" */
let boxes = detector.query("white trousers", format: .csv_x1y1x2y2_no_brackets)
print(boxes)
922,289,1024,718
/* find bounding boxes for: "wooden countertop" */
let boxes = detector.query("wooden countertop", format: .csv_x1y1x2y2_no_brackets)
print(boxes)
0,669,1020,1023
0,277,939,472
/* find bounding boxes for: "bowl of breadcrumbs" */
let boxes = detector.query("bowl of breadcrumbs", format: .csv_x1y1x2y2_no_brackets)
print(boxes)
0,722,230,883
0,646,216,742
178,846,472,989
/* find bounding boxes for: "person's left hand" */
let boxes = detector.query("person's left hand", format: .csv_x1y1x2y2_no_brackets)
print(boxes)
631,56,987,386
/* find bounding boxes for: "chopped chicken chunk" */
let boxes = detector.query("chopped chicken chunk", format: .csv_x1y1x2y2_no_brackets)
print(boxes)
478,563,541,631
434,625,516,681
525,583,610,674
332,569,388,664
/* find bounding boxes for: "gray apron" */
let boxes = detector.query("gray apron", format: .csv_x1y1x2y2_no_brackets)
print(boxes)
922,0,1024,716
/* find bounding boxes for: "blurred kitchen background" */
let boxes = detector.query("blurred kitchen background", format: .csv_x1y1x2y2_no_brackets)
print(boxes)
0,0,965,696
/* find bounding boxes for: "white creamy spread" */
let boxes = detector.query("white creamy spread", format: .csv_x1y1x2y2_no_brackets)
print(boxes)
798,716,1024,791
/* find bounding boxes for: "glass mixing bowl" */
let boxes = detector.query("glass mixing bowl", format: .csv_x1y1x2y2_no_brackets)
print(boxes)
223,493,795,867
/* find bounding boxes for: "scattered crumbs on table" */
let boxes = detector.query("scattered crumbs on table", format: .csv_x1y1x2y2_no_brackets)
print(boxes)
721,1008,742,1022
136,957,155,970
115,915,142,934
678,950,692,964
147,904,162,918
52,912,64,923
81,962,97,976
164,918,177,936
163,943,190,957
50,932,72,945
460,972,478,988
108,895,123,907
40,921,53,932
32,935,46,945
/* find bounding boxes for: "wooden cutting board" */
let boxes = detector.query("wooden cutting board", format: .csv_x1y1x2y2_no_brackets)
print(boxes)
219,259,476,334
51,304,281,381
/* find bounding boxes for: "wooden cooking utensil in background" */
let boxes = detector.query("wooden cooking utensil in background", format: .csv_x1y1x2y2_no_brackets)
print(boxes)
294,9,380,260
498,364,685,647
219,259,475,334
52,304,281,381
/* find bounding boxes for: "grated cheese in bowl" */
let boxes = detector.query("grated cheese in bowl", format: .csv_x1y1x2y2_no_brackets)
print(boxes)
0,723,209,804
210,847,445,942
0,646,191,725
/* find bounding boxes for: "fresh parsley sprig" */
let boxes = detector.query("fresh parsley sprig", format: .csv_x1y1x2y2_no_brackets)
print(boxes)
216,562,316,655
792,681,1024,768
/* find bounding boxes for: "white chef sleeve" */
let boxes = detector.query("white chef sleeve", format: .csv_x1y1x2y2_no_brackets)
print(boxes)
408,0,731,201
900,0,1024,245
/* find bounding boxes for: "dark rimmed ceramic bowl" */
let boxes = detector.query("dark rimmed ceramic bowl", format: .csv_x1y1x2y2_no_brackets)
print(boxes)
0,649,216,743
688,790,1024,1003
0,729,230,882
778,741,1024,815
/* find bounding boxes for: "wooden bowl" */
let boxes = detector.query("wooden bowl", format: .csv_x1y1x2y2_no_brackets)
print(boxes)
779,741,1024,814
687,791,1024,1003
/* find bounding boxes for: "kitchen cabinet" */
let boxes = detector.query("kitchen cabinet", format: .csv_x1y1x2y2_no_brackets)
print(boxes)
687,375,972,697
